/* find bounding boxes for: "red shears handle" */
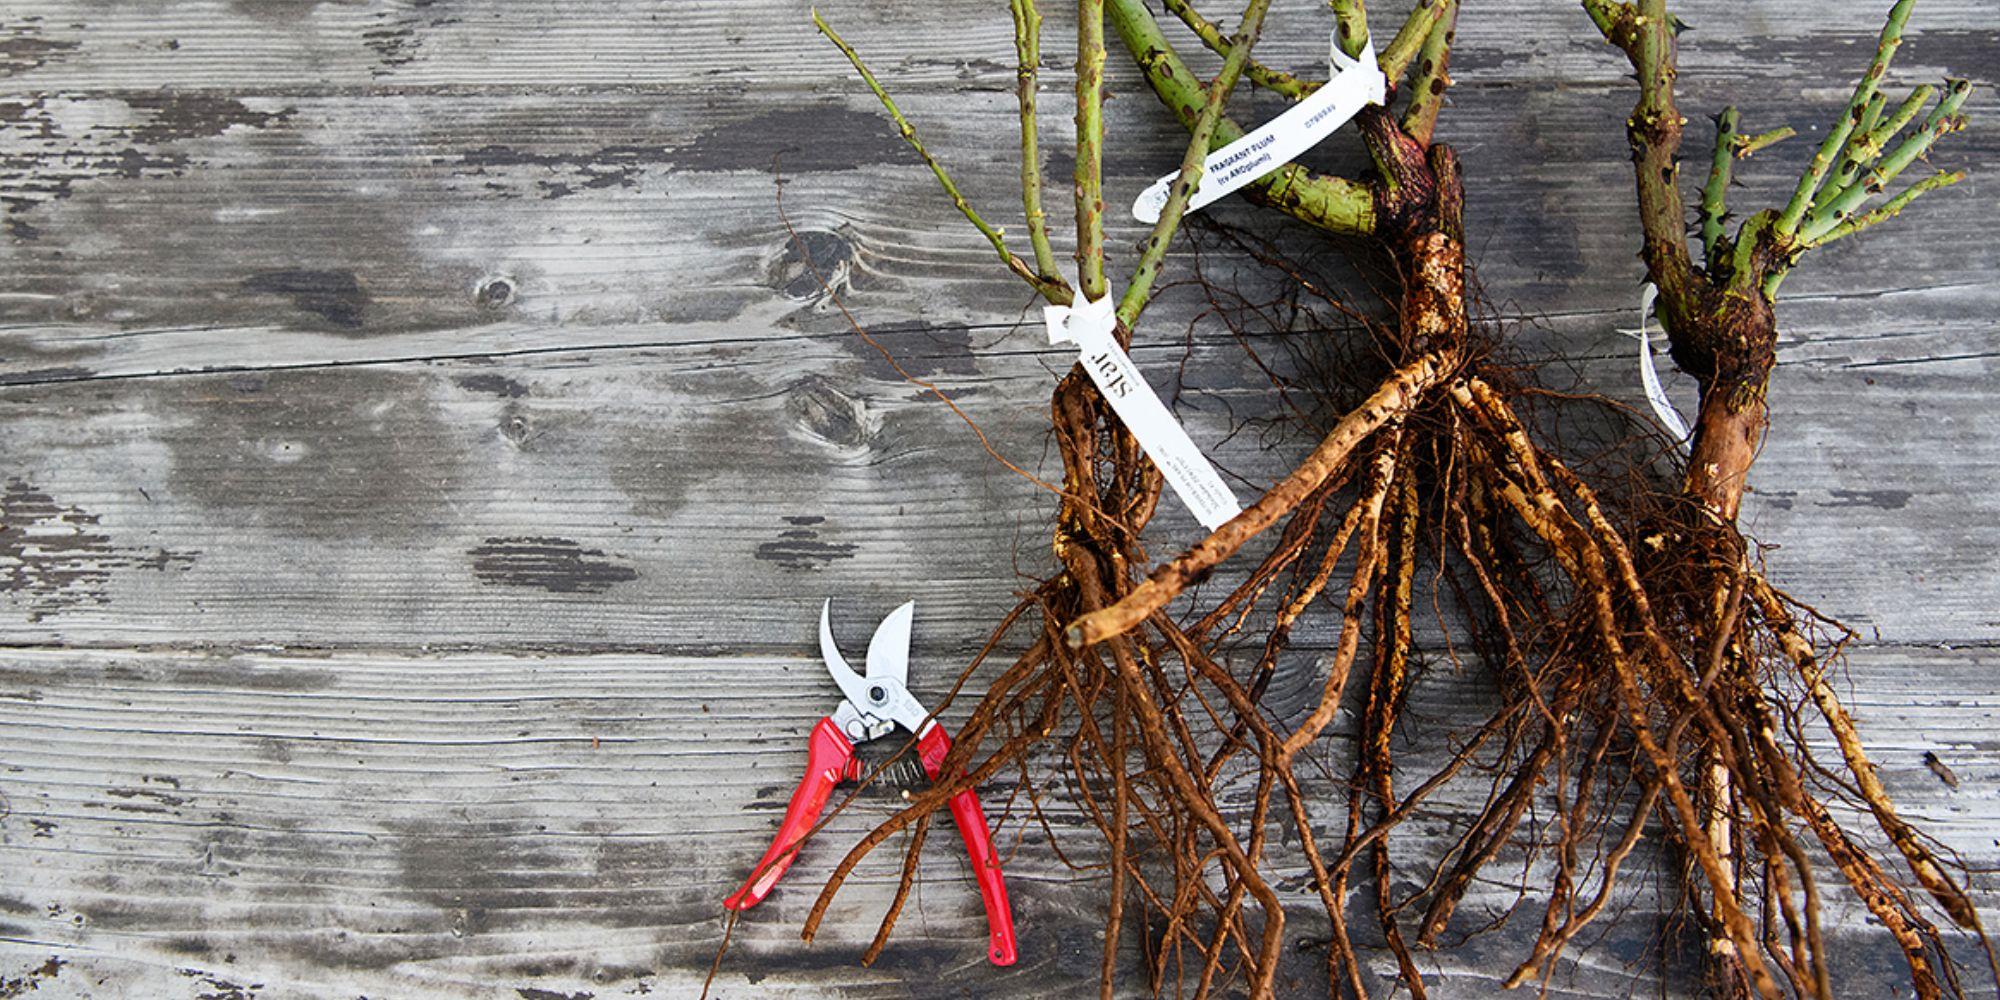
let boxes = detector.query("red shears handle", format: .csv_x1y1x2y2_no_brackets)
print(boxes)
725,717,859,911
917,724,1018,966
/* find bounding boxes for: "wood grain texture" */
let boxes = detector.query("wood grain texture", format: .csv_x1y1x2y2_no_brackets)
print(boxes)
3,644,1995,998
1,0,1996,996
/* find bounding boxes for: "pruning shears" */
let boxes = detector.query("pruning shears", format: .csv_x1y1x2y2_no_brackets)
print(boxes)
724,600,1018,967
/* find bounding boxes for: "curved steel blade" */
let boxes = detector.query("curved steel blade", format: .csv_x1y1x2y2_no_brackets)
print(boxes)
820,599,872,710
865,601,915,686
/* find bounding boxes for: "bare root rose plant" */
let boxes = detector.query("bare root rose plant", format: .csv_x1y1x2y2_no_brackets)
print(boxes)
730,1,1985,997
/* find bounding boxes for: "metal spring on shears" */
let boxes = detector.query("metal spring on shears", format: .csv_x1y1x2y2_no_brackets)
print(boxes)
866,753,931,795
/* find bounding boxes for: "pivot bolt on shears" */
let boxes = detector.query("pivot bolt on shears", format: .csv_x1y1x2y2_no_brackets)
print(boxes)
724,600,1018,967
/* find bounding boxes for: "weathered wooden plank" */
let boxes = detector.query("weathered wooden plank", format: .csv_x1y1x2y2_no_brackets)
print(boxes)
0,334,1286,649
1,0,1991,93
0,61,1990,648
1,82,1992,346
2,319,1995,648
0,644,1993,998
0,647,1104,997
3,0,1996,997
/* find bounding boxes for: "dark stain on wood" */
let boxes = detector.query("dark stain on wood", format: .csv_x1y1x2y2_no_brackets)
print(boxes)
515,988,592,1000
392,818,568,936
95,799,169,815
0,479,196,621
0,97,191,239
122,94,291,143
603,403,749,521
239,269,369,329
755,522,858,570
851,321,982,381
0,330,101,381
1756,488,1797,510
363,4,463,75
385,820,711,943
468,537,638,594
176,968,259,1000
170,662,337,692
4,92,488,331
676,105,909,174
2,91,292,248
226,0,337,21
1462,90,1590,300
1820,488,1913,510
0,956,64,999
162,937,213,958
0,366,91,386
449,142,673,200
0,20,77,78
157,370,462,539
0,657,332,692
106,787,189,809
1664,28,2000,96
455,372,530,398
732,937,1023,992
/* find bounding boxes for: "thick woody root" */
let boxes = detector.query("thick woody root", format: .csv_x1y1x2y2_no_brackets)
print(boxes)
807,196,1977,1000
788,194,1463,996
1041,361,1983,998
794,166,1442,995
788,67,1982,1000
1106,272,1988,1000
1451,382,1983,1000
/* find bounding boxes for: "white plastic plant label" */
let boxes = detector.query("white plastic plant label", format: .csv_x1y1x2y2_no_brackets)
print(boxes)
1633,283,1692,449
1044,294,1243,530
1132,37,1386,224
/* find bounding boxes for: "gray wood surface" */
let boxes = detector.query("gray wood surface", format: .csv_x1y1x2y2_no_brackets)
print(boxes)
1,2,1995,997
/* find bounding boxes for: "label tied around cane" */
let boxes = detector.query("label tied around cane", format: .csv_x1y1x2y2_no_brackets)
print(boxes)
1633,283,1692,450
1044,294,1243,530
1132,37,1386,224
